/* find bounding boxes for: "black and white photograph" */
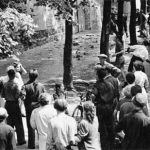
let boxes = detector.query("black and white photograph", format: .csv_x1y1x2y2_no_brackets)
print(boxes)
0,0,150,150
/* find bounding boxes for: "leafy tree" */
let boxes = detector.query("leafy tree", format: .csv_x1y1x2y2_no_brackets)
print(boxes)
0,8,37,58
0,0,27,11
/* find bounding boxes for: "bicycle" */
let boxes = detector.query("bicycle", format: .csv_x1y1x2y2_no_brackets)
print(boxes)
72,87,95,124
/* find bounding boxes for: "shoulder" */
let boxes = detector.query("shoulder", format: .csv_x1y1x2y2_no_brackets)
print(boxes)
66,115,76,123
1,123,15,133
121,101,134,110
32,107,39,114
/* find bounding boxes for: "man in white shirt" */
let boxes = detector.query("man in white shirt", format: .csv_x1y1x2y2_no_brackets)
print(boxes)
127,40,149,72
30,93,57,150
46,98,77,150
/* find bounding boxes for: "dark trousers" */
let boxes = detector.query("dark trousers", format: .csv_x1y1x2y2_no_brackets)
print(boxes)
97,105,115,150
5,101,25,144
25,104,35,148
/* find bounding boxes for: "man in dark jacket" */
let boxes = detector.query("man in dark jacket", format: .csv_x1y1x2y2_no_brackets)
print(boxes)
0,107,16,150
94,68,115,150
116,93,150,150
104,66,120,109
22,69,45,149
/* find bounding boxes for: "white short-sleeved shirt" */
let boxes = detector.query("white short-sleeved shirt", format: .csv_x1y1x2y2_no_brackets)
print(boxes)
46,113,77,149
130,45,149,61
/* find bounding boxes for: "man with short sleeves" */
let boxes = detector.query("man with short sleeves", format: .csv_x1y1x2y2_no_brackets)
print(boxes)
1,66,25,145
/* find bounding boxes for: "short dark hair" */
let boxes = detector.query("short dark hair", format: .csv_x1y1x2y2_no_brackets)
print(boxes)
7,70,15,78
96,68,106,81
39,93,52,106
133,63,144,71
126,73,135,84
29,69,38,80
131,85,142,96
143,40,149,46
54,99,67,112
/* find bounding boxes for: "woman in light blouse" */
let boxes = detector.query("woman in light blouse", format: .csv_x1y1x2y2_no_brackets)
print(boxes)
75,101,101,150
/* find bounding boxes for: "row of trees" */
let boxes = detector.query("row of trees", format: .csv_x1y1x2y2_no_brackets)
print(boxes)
0,0,148,90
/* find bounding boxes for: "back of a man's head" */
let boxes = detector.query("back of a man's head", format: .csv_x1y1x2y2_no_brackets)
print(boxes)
126,72,135,84
7,66,15,79
131,85,142,97
39,93,53,106
54,98,67,112
96,68,106,81
29,69,38,81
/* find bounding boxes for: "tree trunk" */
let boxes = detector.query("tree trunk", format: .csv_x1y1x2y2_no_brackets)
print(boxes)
141,0,147,14
115,0,124,64
100,0,111,56
130,0,137,45
117,0,124,39
63,19,73,91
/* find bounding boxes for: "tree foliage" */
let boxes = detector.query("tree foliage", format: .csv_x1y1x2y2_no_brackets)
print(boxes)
0,8,37,58
35,0,94,22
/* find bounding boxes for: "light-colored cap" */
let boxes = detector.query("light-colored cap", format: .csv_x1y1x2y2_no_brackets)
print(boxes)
6,65,15,72
134,93,147,107
98,54,108,58
0,108,8,119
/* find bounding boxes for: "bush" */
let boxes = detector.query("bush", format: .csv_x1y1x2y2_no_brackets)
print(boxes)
0,8,37,58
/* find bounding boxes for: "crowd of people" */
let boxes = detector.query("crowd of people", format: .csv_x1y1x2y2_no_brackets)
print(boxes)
0,40,150,150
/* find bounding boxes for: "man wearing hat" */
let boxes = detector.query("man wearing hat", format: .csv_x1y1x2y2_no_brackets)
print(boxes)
95,54,121,76
0,107,16,150
30,93,57,150
116,93,150,149
1,66,26,146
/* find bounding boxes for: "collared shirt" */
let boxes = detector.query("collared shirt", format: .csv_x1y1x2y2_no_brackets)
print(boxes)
22,81,45,105
0,75,22,90
2,80,20,102
134,71,149,90
46,112,77,149
30,104,57,150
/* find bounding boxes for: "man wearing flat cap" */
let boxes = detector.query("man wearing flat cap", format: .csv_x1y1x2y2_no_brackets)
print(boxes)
0,107,16,150
116,93,150,149
95,54,121,76
1,66,26,146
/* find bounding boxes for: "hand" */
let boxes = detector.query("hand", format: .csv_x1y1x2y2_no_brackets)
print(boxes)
126,47,130,53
